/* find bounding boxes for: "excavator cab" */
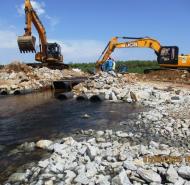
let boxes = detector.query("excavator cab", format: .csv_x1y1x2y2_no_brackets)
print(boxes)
47,43,62,58
46,43,63,63
17,35,36,53
158,46,179,65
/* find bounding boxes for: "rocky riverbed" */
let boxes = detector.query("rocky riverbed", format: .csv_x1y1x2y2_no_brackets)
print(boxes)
0,62,85,95
4,130,190,185
3,71,190,184
73,72,190,147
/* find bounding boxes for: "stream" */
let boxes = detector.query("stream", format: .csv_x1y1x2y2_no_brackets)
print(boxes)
0,90,144,183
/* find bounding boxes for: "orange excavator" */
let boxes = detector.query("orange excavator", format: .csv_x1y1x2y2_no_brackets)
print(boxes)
17,0,67,68
96,37,190,72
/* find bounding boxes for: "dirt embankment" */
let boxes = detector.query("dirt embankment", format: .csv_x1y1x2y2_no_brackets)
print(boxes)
138,69,190,85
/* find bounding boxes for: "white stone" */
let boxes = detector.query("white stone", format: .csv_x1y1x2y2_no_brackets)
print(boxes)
96,175,110,185
123,161,137,171
86,162,97,178
96,131,104,137
36,140,53,150
44,180,53,185
86,145,99,160
112,170,132,185
166,165,179,183
38,159,49,168
65,170,76,184
116,131,128,138
137,168,161,183
74,173,90,185
178,166,190,179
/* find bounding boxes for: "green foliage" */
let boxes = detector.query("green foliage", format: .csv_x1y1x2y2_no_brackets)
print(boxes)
70,60,160,74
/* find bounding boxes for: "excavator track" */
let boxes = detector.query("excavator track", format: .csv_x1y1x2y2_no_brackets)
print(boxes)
27,63,69,70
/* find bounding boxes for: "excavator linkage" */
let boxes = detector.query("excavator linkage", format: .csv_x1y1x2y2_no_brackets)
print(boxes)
17,35,36,53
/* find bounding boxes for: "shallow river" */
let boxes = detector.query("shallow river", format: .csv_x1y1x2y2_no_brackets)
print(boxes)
0,90,143,183
0,90,143,146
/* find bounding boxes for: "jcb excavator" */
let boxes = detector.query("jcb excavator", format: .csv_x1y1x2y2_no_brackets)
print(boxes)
96,37,190,72
17,0,67,68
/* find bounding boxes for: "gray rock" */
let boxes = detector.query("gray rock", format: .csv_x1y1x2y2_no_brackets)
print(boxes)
123,161,137,171
36,140,53,150
178,166,190,179
96,175,110,185
19,142,35,152
112,170,132,185
53,143,66,155
38,159,49,168
108,71,117,77
184,181,190,185
110,92,118,101
96,131,104,137
44,180,53,185
116,131,128,138
86,162,97,178
137,168,161,183
174,177,185,185
96,137,106,143
74,173,90,184
78,145,87,155
119,152,127,161
130,91,138,102
8,173,26,183
86,145,99,160
150,141,159,149
166,165,179,183
65,170,76,184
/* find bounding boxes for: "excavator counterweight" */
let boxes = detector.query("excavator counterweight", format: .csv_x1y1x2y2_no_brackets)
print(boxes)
17,35,36,53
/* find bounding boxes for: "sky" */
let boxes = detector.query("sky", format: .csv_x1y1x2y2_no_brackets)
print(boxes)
0,0,189,64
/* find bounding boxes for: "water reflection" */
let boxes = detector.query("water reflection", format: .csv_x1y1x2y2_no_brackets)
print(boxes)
0,91,142,146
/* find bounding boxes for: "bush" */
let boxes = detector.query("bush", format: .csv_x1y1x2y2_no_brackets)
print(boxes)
70,60,159,74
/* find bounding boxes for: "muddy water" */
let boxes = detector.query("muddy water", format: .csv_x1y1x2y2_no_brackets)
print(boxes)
0,90,143,183
0,91,143,146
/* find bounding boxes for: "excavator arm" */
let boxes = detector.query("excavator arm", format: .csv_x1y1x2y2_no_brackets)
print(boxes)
18,0,63,64
96,37,162,70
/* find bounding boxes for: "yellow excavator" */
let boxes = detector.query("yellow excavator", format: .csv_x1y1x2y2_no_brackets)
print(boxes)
17,0,67,68
96,37,190,72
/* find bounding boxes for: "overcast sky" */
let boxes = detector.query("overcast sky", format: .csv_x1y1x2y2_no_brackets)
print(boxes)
0,0,189,64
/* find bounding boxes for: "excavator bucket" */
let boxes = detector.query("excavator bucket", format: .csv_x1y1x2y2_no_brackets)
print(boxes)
17,36,36,53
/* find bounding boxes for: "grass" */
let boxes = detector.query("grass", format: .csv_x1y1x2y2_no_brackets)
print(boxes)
0,60,160,74
70,60,160,74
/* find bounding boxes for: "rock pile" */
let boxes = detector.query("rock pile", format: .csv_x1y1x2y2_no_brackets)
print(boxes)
73,72,190,146
5,130,190,185
0,62,85,95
